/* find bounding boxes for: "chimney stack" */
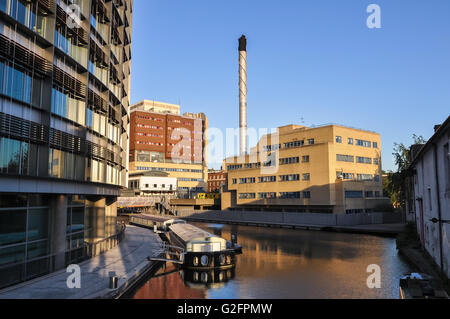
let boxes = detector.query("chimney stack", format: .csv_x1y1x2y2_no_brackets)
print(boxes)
239,35,247,156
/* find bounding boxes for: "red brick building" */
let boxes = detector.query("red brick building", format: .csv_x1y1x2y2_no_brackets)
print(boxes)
208,169,226,193
129,100,208,195
129,103,207,163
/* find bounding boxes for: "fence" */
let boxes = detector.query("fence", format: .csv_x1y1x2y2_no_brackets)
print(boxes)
67,223,127,264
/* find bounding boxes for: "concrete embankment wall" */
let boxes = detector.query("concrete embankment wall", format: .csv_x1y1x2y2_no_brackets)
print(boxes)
174,210,402,227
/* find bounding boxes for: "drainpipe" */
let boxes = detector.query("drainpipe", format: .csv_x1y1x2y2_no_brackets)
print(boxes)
433,142,444,274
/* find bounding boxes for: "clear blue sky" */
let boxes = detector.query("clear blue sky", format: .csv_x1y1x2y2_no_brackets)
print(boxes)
130,0,450,171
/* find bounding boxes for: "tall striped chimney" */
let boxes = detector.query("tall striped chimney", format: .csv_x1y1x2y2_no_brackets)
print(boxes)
239,35,247,155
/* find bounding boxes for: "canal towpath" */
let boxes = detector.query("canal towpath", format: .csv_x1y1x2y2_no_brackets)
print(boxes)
0,225,163,299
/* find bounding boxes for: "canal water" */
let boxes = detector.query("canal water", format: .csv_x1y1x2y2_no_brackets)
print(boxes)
125,223,414,299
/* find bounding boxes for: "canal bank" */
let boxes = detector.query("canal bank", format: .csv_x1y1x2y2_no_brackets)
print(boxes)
396,224,450,295
0,226,164,299
180,214,406,237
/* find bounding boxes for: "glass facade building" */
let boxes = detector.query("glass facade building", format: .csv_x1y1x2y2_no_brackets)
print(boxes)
0,0,133,288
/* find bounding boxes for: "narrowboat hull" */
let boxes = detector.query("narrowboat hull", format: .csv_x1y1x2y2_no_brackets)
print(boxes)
167,229,239,270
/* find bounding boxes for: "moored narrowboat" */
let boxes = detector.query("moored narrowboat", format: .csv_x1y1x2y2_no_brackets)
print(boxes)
167,223,240,270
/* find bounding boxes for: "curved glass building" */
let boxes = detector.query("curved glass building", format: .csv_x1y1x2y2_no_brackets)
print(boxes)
0,0,133,288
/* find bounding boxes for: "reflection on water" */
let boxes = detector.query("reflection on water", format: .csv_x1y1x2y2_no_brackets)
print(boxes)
128,223,413,299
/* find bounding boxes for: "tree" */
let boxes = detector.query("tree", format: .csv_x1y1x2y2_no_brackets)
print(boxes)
392,134,427,172
385,135,427,209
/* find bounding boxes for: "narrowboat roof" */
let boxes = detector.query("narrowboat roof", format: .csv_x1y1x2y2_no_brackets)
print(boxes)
135,214,185,224
169,223,223,243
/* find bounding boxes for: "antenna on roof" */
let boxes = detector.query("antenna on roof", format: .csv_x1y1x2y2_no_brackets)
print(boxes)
300,116,305,125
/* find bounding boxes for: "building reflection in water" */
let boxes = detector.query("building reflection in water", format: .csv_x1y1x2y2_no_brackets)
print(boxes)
132,264,206,299
130,223,413,299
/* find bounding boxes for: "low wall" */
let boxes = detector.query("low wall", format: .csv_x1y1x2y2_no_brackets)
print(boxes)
176,210,402,226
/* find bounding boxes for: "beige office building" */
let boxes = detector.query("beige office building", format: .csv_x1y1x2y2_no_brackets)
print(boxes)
222,124,388,214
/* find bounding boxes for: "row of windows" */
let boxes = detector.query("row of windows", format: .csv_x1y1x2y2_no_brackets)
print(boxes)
263,139,316,152
48,148,122,185
336,154,354,163
0,60,41,107
244,163,261,169
228,155,310,171
280,174,310,181
284,139,315,149
168,127,188,132
1,0,49,40
258,176,276,183
0,136,123,186
136,141,164,146
136,132,164,138
51,88,121,146
129,180,175,190
178,178,202,182
239,177,255,184
136,151,164,163
137,124,163,130
239,193,255,199
136,166,203,173
55,26,87,68
144,183,174,190
51,86,85,126
279,192,300,199
284,140,304,149
336,172,380,182
356,157,373,164
136,115,164,122
239,191,312,200
280,157,299,165
208,174,225,180
264,144,281,151
167,119,195,126
339,172,355,180
345,190,381,198
263,160,275,167
336,154,379,165
178,187,204,192
280,174,300,182
357,139,376,148
0,137,38,176
48,148,85,181
232,173,311,184
336,137,378,149
358,174,376,181
209,181,225,187
258,192,277,199
228,152,377,173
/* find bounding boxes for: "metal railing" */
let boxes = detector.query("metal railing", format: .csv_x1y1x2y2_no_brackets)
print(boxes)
85,223,126,258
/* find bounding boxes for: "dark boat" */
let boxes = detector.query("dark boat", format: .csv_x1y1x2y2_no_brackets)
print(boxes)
399,273,449,299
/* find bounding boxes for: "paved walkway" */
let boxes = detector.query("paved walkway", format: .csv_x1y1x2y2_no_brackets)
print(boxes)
0,225,163,299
